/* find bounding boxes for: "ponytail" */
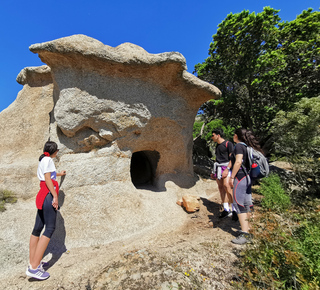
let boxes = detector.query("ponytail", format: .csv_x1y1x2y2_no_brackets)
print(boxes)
39,141,58,161
235,128,264,154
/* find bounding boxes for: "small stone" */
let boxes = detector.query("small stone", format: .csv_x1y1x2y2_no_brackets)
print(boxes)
182,195,201,213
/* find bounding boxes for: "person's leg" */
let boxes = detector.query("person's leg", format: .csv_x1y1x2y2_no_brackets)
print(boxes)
223,176,233,205
30,236,51,269
237,198,251,233
27,235,51,280
231,177,252,244
217,178,231,218
30,193,57,269
238,212,249,233
216,178,226,204
30,210,45,264
247,212,252,231
242,177,253,232
29,235,39,265
224,174,238,221
231,201,251,244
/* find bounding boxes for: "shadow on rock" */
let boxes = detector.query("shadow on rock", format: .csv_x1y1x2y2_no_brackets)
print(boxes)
44,190,67,268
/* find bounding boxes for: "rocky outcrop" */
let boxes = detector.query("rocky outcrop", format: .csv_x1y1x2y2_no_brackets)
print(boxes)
0,66,53,196
0,35,220,253
25,34,220,191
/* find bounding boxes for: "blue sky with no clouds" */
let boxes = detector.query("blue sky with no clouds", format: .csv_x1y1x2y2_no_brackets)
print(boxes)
0,0,319,112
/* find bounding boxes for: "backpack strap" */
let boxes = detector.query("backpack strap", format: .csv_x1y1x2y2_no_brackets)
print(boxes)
225,141,232,155
237,142,252,177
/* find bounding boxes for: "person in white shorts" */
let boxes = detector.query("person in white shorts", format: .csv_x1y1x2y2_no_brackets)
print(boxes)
211,129,237,220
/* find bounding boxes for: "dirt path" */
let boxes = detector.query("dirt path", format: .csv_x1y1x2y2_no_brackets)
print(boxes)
2,183,244,290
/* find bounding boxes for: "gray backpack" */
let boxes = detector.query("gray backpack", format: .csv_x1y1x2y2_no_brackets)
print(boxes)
241,143,269,179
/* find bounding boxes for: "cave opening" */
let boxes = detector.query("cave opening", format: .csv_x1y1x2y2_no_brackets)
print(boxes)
130,150,160,188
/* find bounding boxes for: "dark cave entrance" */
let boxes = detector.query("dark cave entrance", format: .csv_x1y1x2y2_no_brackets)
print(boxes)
130,150,160,188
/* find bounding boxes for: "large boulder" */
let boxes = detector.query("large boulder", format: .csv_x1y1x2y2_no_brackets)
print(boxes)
27,34,221,190
0,35,221,253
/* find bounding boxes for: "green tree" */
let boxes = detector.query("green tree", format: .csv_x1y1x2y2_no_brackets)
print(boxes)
271,96,320,187
256,8,320,112
195,7,320,143
202,119,234,143
193,120,204,139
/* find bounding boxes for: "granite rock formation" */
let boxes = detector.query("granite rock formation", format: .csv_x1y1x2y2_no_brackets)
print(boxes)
0,35,220,251
27,34,220,190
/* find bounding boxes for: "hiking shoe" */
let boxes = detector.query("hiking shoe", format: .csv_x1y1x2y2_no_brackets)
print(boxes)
231,232,252,245
26,265,50,280
232,211,239,221
219,210,232,219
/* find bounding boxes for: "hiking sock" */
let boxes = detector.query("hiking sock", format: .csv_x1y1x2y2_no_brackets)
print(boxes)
29,262,42,270
223,203,230,212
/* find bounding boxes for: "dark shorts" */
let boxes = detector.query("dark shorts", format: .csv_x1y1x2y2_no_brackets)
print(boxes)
32,192,57,238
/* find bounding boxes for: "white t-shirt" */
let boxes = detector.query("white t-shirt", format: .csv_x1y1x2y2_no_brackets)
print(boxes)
37,156,57,181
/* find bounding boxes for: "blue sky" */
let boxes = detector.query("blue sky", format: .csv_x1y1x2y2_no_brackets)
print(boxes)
0,0,319,112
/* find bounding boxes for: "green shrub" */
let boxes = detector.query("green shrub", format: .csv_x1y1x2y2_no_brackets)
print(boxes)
271,97,320,188
258,173,291,212
0,189,17,212
237,191,320,289
239,213,302,289
293,213,320,287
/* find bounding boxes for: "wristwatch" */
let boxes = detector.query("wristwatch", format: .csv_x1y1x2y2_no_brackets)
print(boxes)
227,167,231,170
